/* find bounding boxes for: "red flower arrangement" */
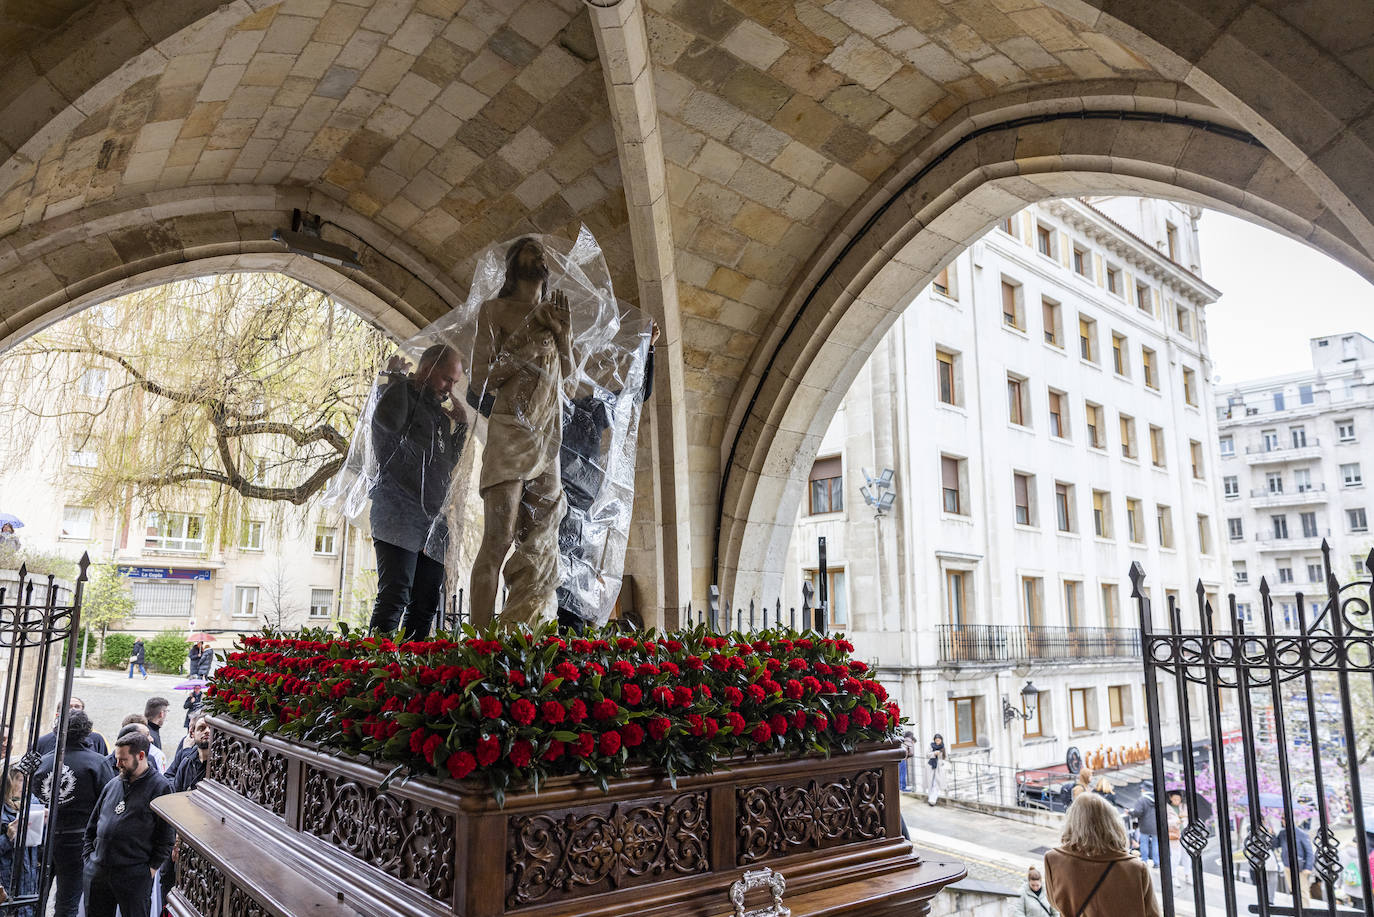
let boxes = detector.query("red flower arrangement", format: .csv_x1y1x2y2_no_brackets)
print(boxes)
207,623,901,801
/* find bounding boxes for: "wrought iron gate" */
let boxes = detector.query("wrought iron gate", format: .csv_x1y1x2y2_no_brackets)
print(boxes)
1137,544,1374,916
0,557,88,914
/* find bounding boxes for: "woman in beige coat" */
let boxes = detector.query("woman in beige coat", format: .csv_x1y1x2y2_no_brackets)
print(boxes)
1044,793,1162,917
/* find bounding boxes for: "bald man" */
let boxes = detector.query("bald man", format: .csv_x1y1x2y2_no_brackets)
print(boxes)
368,344,469,639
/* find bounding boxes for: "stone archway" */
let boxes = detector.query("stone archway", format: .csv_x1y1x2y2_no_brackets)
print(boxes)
714,90,1374,603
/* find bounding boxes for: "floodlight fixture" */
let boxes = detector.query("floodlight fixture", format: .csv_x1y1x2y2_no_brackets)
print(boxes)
272,209,362,270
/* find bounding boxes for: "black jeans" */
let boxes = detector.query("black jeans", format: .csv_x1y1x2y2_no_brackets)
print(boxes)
84,864,153,917
370,539,443,640
45,834,85,917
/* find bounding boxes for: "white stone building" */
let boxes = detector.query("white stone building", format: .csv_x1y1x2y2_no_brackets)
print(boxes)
1216,332,1374,633
782,197,1229,778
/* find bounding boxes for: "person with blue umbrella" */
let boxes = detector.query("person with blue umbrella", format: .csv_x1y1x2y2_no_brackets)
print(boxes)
0,514,21,552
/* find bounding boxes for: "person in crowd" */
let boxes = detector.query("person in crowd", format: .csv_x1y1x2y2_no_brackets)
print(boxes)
1072,767,1094,800
369,344,468,641
34,710,114,917
127,638,147,680
186,642,205,679
0,523,19,551
82,731,172,917
0,767,40,917
143,698,169,752
1165,790,1190,888
927,733,947,806
166,712,209,784
1013,866,1059,917
1274,815,1316,906
107,720,166,775
182,685,205,729
34,697,107,756
1094,776,1117,807
193,642,214,678
1044,793,1162,917
1131,786,1160,868
899,730,917,792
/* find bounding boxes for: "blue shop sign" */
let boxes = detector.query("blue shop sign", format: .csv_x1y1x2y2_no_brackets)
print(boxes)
118,566,211,581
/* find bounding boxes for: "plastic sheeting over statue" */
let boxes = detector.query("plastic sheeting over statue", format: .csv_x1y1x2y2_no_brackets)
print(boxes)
326,228,652,630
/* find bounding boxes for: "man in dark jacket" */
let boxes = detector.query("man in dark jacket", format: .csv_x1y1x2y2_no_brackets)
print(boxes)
143,698,169,752
1131,789,1160,867
127,638,147,679
1275,817,1316,905
82,730,172,917
368,344,468,640
35,711,115,917
34,698,108,756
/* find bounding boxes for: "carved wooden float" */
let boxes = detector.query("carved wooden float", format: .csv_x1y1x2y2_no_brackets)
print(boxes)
153,716,964,917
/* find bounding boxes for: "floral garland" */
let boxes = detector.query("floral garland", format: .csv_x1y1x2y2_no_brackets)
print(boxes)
208,623,901,801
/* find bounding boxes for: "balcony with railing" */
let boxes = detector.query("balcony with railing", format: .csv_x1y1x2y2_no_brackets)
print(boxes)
1247,483,1328,507
937,624,1141,664
1244,437,1322,465
1253,527,1331,552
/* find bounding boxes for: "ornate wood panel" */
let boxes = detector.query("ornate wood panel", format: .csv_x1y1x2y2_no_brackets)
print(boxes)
736,770,886,866
299,764,456,901
505,791,711,909
227,885,270,917
179,844,226,917
209,730,288,817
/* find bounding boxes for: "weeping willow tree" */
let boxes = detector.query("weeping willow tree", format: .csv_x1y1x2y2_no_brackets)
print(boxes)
0,273,393,543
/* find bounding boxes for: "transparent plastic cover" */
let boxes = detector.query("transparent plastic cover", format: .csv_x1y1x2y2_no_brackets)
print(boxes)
326,228,652,627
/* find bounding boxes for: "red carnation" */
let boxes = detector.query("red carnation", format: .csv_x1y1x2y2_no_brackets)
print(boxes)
617,637,638,651
704,717,720,738
620,723,645,747
541,700,565,725
636,662,659,677
567,698,588,723
422,734,443,764
409,729,428,755
768,713,788,736
599,731,622,756
802,676,821,694
508,670,527,687
574,732,595,757
724,687,744,707
687,714,704,736
784,679,804,700
612,660,635,678
812,713,829,732
479,695,503,720
651,686,675,708
592,699,619,721
751,723,772,743
660,662,681,677
685,655,705,671
726,712,746,734
459,667,482,687
446,751,477,779
850,660,868,673
835,713,850,734
761,679,782,696
441,695,462,714
476,735,501,766
511,698,537,725
674,685,693,708
554,661,580,682
542,739,566,762
746,684,766,704
509,739,533,768
873,710,889,731
853,705,872,728
622,684,643,706
648,716,671,741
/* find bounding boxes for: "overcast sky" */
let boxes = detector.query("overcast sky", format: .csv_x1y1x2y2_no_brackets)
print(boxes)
1198,210,1372,384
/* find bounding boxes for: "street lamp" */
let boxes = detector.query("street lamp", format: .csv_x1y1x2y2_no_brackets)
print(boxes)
1002,680,1039,727
860,468,897,516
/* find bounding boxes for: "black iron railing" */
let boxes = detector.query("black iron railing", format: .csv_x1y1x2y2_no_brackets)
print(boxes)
936,624,1141,663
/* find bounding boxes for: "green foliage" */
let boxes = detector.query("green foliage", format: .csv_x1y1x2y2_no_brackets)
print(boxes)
147,630,190,674
0,541,79,580
83,565,136,635
61,625,94,667
101,632,136,670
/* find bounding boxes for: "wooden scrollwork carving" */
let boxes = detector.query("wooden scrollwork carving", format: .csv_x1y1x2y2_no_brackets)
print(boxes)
208,729,287,817
736,769,885,865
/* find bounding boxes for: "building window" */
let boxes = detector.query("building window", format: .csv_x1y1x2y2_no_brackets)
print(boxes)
1307,561,1323,583
1007,374,1030,427
933,266,951,296
1042,298,1062,346
1223,475,1239,498
1300,511,1318,538
145,512,205,553
1350,508,1369,533
1023,691,1044,738
1064,580,1083,629
941,455,966,515
1013,472,1035,526
1342,463,1363,487
1299,384,1314,405
1150,425,1166,468
1273,390,1286,411
1176,305,1192,339
1156,505,1173,548
1290,425,1307,448
1219,435,1234,457
60,505,94,540
1022,576,1044,627
1002,279,1024,330
1055,482,1074,533
309,588,334,619
1182,367,1197,406
1228,517,1244,541
1338,420,1356,442
945,570,968,626
78,368,108,397
1278,564,1294,584
1108,686,1127,728
1101,583,1120,629
1197,514,1211,554
1000,216,1015,236
239,519,264,551
806,568,848,628
1272,514,1289,539
1234,561,1248,584
951,697,978,748
1295,468,1313,492
1165,222,1179,261
233,585,260,618
1069,688,1091,731
1126,499,1144,544
314,525,338,555
1106,266,1121,296
1142,347,1158,389
1112,333,1128,376
1036,223,1053,257
1119,413,1137,459
936,348,959,406
1078,316,1097,362
1136,282,1152,315
1072,245,1088,276
1085,402,1105,449
68,434,98,468
808,456,844,515
1092,490,1111,538
1267,471,1284,494
1262,429,1279,451
1190,440,1204,479
1048,389,1068,439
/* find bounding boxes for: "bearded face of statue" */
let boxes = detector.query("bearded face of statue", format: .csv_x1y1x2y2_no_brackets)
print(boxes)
511,241,548,287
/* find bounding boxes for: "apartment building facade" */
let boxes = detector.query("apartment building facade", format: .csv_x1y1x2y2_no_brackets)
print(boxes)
783,197,1229,774
1216,332,1374,632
